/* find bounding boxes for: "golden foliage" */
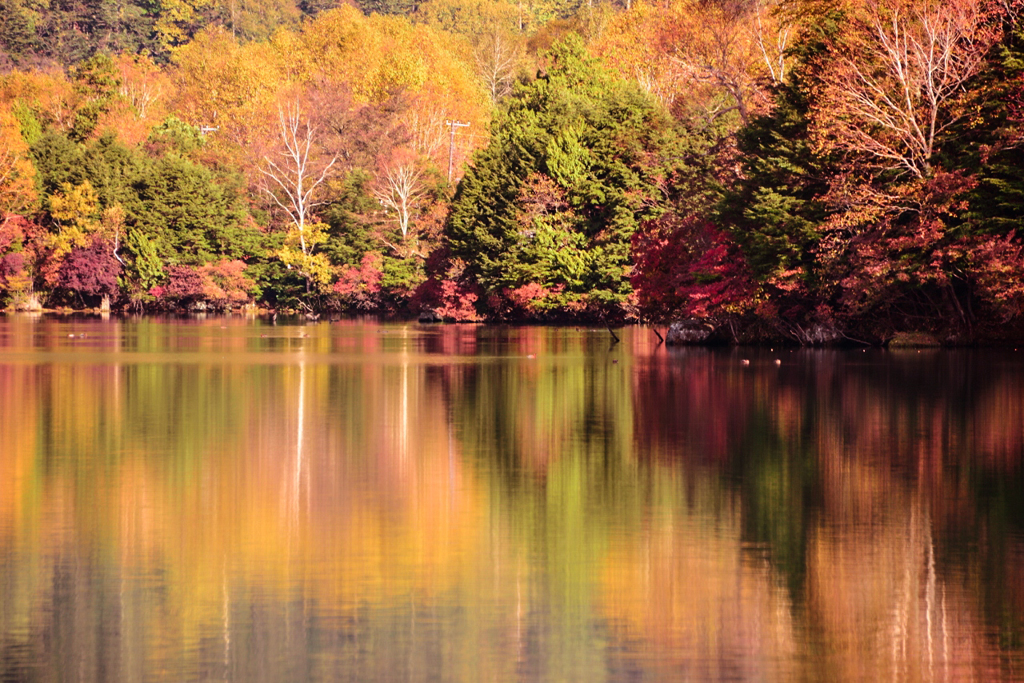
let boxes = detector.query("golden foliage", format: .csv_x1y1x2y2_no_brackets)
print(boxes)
0,103,37,214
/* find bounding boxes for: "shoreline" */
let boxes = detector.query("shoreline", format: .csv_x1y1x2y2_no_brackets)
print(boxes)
6,309,1024,348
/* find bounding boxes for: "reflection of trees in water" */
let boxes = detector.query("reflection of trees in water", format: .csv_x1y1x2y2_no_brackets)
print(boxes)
0,321,491,680
1,322,1023,679
631,346,1024,674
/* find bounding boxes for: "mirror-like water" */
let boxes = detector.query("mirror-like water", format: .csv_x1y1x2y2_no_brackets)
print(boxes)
0,316,1022,682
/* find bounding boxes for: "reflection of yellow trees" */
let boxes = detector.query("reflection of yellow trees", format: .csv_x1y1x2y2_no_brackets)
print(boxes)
0,363,40,542
144,357,483,601
806,492,1004,682
0,319,501,678
598,471,797,680
1,324,1023,680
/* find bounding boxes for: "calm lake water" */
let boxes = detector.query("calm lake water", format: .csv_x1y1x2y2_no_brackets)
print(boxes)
0,316,1022,682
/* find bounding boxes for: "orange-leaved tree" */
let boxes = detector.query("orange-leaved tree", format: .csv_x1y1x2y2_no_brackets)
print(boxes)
0,103,37,215
592,0,795,125
812,0,1002,179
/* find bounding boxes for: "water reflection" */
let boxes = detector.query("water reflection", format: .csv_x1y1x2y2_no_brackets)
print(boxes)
0,317,1021,681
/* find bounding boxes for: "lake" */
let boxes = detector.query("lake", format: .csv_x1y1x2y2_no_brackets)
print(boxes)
0,316,1022,682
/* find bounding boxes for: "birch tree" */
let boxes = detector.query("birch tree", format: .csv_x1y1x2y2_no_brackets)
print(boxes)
475,31,523,103
814,0,1001,178
115,55,167,120
260,103,336,291
372,147,427,251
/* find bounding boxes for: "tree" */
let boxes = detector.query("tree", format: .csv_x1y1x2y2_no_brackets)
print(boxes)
592,0,794,126
631,213,753,325
590,2,684,111
131,154,264,266
212,0,301,43
169,26,285,166
716,30,834,290
260,103,337,292
0,0,39,65
475,30,525,103
155,0,216,52
115,55,169,121
446,35,684,318
57,235,121,303
0,70,78,138
812,0,1002,178
298,7,488,126
0,103,37,215
414,0,520,36
939,10,1024,237
663,0,766,126
68,53,121,141
372,147,427,245
13,0,157,65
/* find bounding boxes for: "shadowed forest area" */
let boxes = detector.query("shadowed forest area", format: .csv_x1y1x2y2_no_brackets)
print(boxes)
2,0,1024,343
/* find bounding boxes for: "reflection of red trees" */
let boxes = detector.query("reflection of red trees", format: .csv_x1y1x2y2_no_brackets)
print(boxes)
823,354,1024,480
633,349,1024,542
632,350,753,464
422,325,479,357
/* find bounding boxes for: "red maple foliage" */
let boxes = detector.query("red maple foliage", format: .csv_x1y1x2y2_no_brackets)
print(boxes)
332,252,384,310
0,214,43,292
158,260,254,308
57,236,121,300
630,213,753,323
412,249,481,322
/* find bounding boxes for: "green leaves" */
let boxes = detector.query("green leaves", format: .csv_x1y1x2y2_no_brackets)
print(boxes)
123,228,165,292
131,155,251,265
545,124,589,190
446,35,683,318
27,126,273,304
717,73,829,288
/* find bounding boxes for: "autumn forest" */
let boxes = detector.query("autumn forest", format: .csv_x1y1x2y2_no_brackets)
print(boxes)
1,0,1023,343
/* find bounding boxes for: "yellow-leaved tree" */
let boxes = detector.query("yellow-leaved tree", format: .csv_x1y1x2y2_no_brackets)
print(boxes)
0,103,38,215
298,7,488,168
170,26,290,168
592,0,795,125
260,103,336,294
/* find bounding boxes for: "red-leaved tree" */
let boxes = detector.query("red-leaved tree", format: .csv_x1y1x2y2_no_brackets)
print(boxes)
332,252,384,311
57,237,121,302
631,213,753,324
412,249,482,322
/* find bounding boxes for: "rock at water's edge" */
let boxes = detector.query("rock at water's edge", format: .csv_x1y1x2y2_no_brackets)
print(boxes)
665,319,716,345
418,309,442,323
888,331,941,348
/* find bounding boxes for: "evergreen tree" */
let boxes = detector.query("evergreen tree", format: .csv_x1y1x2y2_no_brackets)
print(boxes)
716,14,838,289
940,16,1024,238
129,154,265,266
446,34,683,317
0,0,38,64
